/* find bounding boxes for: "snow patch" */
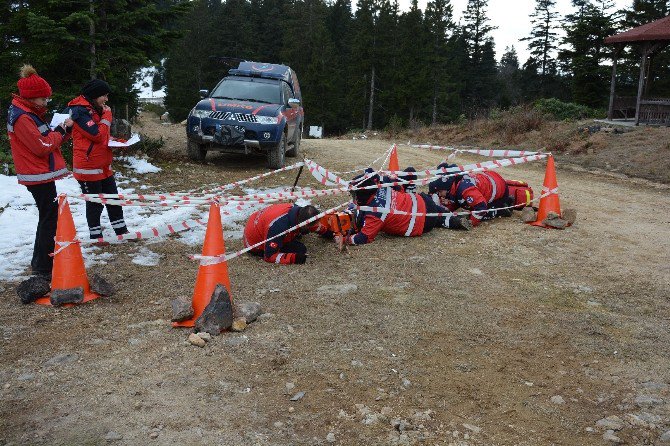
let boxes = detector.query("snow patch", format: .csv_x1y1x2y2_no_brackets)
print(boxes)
119,156,161,174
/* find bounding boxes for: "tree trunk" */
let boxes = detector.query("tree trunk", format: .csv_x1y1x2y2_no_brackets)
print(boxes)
367,66,375,131
89,0,96,79
432,84,438,125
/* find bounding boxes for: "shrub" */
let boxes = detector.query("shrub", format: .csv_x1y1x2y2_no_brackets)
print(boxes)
141,102,167,116
134,133,165,158
534,98,604,121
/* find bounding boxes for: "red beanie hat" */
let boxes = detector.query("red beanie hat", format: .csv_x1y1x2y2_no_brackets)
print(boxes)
17,65,52,99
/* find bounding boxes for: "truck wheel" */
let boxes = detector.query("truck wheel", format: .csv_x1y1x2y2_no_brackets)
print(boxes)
268,132,286,169
286,126,301,158
187,140,207,162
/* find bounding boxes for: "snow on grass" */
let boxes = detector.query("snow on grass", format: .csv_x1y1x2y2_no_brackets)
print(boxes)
0,173,307,282
118,156,161,174
129,247,161,266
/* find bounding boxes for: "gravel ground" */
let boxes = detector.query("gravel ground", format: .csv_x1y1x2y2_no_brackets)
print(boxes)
1,115,669,446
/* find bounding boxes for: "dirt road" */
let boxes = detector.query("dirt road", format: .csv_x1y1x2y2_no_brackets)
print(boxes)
1,117,669,445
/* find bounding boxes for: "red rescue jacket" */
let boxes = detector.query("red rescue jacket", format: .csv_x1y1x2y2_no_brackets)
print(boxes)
442,171,508,226
67,95,113,181
7,95,69,186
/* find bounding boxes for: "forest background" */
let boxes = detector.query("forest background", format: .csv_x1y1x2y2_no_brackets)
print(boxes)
1,0,669,136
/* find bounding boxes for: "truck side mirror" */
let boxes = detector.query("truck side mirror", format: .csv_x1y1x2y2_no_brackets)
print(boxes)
199,89,209,99
288,98,301,109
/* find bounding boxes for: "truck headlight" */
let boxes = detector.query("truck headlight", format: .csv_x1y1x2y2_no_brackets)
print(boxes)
255,115,279,125
190,109,210,118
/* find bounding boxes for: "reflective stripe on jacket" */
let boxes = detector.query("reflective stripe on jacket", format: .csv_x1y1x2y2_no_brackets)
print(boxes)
67,95,114,181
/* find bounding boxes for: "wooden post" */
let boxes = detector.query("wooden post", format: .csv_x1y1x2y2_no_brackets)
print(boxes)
635,44,650,126
608,45,623,120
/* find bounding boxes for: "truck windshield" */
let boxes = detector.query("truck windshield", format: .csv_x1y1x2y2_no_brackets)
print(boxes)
211,79,280,104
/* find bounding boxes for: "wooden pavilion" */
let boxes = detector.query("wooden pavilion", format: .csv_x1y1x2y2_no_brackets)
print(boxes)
605,15,670,125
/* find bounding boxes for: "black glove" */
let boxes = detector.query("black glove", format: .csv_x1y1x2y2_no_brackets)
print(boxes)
294,253,307,264
54,125,67,136
448,215,472,231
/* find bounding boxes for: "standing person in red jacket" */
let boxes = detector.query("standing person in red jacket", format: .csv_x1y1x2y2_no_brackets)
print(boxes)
243,204,331,264
7,65,73,283
67,79,129,241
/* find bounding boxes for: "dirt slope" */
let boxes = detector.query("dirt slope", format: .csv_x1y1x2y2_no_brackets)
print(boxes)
1,116,669,446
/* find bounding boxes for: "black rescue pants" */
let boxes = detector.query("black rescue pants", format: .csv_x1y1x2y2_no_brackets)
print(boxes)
26,181,58,276
78,175,128,239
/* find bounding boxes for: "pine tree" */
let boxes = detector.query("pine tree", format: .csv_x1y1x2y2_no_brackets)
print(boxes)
424,0,455,124
498,46,521,108
522,0,559,95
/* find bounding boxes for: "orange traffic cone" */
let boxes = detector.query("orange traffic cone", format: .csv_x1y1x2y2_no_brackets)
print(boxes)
530,155,562,228
35,195,100,305
173,203,232,327
388,144,400,172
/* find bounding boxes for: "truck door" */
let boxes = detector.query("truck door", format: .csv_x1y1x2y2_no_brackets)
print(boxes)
282,82,297,141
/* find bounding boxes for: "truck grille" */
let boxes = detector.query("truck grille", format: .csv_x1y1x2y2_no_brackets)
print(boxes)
208,111,258,123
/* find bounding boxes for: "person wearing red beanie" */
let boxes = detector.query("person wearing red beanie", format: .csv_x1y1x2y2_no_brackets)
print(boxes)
7,65,74,292
67,78,129,241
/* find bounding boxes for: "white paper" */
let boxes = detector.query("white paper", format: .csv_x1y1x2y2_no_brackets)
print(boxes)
50,113,70,129
109,133,140,147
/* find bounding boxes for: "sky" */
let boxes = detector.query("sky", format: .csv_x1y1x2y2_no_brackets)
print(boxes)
395,0,633,63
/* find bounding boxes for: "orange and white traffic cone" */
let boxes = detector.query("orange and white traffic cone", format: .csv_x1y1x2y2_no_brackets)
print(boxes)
530,155,562,228
173,202,232,328
35,195,100,305
388,144,400,172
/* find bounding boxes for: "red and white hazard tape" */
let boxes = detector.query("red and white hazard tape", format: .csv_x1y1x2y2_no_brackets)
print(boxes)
409,144,541,158
201,161,306,194
191,201,350,265
77,217,209,245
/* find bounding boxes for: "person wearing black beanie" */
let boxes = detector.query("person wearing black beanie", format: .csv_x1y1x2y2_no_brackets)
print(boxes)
66,79,129,242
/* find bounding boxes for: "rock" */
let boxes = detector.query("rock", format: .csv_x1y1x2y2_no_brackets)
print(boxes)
104,431,123,441
562,208,577,225
326,432,336,443
90,273,116,296
171,297,193,322
234,302,263,323
45,353,79,366
401,378,411,388
273,421,283,428
188,333,206,348
149,431,159,439
641,382,668,391
521,206,536,223
290,391,305,401
596,416,624,431
285,382,295,392
543,212,568,229
16,276,50,304
550,395,565,405
462,423,481,433
194,284,234,335
196,332,212,342
231,317,247,332
634,395,663,407
602,430,622,443
316,284,358,295
659,430,670,444
362,413,380,425
50,287,84,306
17,373,35,381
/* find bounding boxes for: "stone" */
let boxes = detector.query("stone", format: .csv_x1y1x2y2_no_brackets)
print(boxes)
596,416,624,431
104,431,123,441
16,276,50,304
285,382,295,392
602,430,622,443
45,353,79,366
231,317,247,332
188,333,206,348
234,302,263,323
521,206,536,223
550,395,565,405
194,284,234,335
50,287,84,306
90,274,115,296
196,332,212,342
171,297,193,322
562,208,577,225
326,432,336,443
659,430,670,444
290,391,305,401
316,284,358,295
17,373,35,381
462,423,481,433
273,421,283,428
149,431,159,439
634,395,663,407
543,212,568,229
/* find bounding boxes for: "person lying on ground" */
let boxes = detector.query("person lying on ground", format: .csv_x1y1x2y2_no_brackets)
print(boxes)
428,163,533,227
336,169,471,248
243,203,331,264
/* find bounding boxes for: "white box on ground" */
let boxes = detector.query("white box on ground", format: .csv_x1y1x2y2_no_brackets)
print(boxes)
309,126,323,138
